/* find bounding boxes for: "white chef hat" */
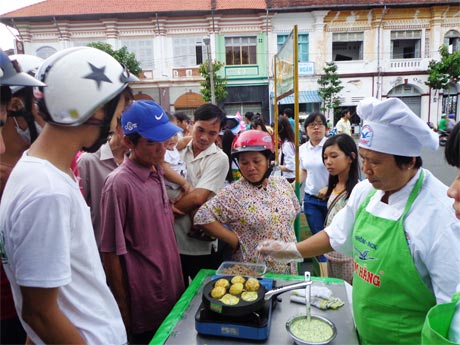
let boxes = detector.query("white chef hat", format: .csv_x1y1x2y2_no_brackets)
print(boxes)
357,97,439,156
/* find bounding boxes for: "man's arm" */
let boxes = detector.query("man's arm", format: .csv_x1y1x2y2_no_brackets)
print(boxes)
102,253,131,330
21,286,85,344
174,188,212,214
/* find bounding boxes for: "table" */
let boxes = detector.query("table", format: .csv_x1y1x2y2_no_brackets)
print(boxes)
151,269,359,344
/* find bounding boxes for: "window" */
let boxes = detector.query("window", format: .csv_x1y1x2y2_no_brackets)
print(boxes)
442,84,458,116
225,36,257,65
36,46,57,59
224,103,262,117
444,30,460,53
277,34,309,62
332,32,363,61
120,39,154,69
173,37,206,67
391,30,421,59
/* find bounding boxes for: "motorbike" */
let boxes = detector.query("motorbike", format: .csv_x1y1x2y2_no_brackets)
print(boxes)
438,129,449,147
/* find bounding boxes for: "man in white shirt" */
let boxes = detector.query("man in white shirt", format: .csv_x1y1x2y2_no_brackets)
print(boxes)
336,109,352,135
173,104,229,286
0,47,135,344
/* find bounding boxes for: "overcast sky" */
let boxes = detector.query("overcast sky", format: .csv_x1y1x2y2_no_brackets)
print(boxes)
0,0,44,51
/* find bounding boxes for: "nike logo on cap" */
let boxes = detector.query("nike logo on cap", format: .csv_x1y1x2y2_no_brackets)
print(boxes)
155,113,164,120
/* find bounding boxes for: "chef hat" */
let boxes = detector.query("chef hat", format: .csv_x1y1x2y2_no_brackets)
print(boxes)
357,97,438,156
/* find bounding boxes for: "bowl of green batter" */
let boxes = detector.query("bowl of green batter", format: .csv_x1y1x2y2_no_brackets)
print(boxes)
286,314,337,345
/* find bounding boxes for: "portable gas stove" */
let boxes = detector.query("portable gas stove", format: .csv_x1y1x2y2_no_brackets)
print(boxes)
195,277,276,341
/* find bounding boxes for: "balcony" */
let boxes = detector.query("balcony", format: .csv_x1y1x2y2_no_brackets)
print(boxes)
387,59,429,72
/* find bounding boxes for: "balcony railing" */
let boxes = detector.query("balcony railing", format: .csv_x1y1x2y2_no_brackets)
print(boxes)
389,59,426,71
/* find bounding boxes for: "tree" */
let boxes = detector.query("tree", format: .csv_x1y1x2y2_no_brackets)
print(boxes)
317,61,344,120
198,60,228,103
87,42,142,77
426,45,460,90
426,45,460,114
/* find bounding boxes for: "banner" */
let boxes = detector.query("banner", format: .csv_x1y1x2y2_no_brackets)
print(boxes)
275,30,295,100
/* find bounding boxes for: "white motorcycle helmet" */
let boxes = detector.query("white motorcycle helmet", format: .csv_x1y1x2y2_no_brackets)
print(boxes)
35,46,138,126
9,54,45,93
0,49,45,88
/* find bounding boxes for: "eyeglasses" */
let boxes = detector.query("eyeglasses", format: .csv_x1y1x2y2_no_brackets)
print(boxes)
307,122,325,128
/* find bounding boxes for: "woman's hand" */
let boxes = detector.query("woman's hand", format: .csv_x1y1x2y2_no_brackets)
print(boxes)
317,186,328,200
256,240,303,263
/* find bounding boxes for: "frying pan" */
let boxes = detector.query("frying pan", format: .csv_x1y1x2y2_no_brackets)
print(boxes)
202,276,311,316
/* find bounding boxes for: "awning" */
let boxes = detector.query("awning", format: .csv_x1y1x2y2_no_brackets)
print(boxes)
271,90,323,104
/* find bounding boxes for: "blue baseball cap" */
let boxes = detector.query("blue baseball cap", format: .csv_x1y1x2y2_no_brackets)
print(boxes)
122,100,181,142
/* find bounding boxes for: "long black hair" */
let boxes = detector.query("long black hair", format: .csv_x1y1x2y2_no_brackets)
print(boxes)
322,133,360,199
278,116,295,144
221,129,236,183
445,122,460,168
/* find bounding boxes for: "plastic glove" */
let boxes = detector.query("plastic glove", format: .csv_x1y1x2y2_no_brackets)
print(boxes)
293,286,333,299
256,240,303,263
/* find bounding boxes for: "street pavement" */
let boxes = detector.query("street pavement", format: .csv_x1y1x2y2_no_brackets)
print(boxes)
420,145,457,187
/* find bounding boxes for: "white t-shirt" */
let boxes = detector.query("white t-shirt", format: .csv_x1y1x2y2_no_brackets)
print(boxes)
325,168,460,304
0,153,127,344
280,140,295,179
299,137,329,195
336,118,352,135
164,146,187,190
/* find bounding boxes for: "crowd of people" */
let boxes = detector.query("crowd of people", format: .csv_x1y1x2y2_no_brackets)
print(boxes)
0,47,459,344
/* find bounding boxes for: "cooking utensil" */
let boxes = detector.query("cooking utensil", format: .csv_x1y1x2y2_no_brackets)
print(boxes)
305,271,311,322
202,276,310,316
286,314,337,345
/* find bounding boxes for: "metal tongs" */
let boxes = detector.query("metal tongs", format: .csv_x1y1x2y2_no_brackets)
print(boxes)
305,271,312,322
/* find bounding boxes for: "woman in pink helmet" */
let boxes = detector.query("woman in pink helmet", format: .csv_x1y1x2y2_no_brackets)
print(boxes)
194,130,301,274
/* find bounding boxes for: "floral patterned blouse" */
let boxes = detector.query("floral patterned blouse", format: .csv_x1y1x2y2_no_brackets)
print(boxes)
194,176,301,274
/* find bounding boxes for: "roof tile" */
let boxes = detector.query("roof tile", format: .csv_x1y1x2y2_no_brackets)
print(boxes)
2,0,212,18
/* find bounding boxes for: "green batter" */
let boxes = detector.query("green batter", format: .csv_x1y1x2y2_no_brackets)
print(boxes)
290,317,334,343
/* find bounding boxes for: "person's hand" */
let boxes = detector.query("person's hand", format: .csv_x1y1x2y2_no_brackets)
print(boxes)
317,186,328,200
181,181,194,194
172,203,186,216
256,240,303,263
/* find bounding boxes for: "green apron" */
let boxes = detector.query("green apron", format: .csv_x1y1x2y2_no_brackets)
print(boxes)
421,292,459,344
352,171,436,344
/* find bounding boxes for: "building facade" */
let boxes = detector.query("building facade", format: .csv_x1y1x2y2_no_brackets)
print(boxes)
2,0,459,125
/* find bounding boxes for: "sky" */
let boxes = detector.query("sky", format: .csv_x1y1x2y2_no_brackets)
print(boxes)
0,0,44,51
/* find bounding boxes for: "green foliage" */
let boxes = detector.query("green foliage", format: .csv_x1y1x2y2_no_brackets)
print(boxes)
317,62,344,118
87,42,142,77
198,60,228,103
425,45,460,91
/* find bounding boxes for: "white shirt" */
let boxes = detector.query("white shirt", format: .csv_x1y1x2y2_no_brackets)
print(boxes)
325,168,460,303
0,153,127,344
164,146,187,190
280,140,295,179
174,141,229,255
336,118,352,135
299,137,329,195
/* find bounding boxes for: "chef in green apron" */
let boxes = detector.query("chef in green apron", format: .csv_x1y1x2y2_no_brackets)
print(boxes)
421,122,460,344
258,97,460,344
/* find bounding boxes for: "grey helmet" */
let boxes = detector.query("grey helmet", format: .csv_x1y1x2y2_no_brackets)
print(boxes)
9,54,45,93
0,49,45,88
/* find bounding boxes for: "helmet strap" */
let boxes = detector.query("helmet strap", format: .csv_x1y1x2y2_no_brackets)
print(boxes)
82,114,112,153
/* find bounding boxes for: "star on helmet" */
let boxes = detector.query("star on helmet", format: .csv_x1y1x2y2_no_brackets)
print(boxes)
83,62,112,89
